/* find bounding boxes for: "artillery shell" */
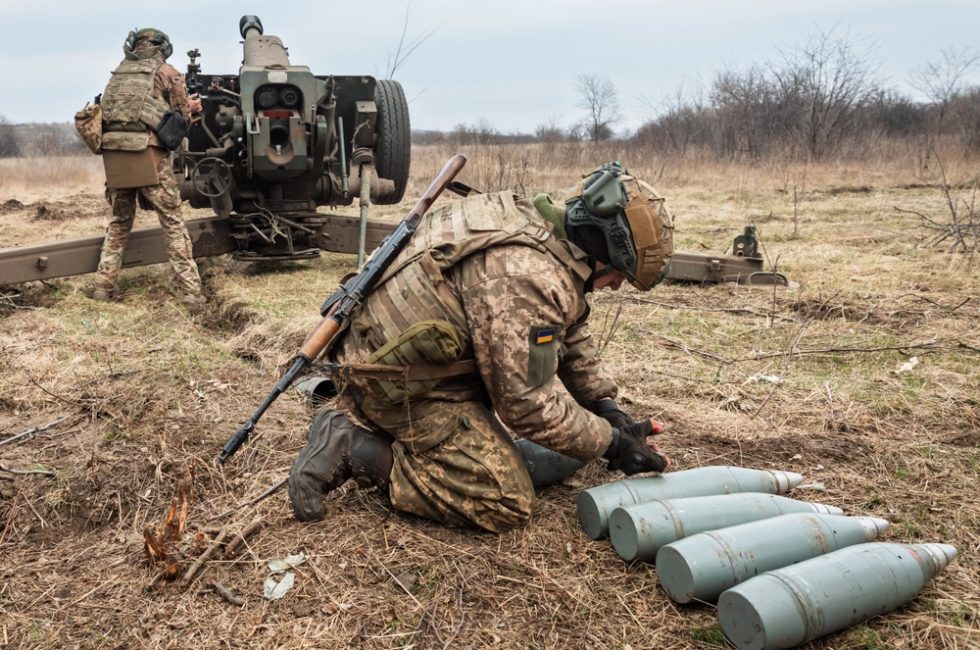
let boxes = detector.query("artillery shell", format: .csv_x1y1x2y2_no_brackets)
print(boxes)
718,542,958,650
578,466,804,540
609,492,843,562
656,513,888,603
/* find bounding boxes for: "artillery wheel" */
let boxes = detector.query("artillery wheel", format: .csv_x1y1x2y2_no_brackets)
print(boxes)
191,157,233,198
373,79,411,205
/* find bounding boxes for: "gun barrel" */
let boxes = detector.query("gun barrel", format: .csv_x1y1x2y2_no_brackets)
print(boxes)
218,355,309,463
239,15,290,68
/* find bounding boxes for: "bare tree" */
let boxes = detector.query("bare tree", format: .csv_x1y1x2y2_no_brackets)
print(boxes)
535,115,566,143
911,47,980,142
637,80,706,155
575,74,620,144
383,2,437,79
773,27,880,158
0,115,19,158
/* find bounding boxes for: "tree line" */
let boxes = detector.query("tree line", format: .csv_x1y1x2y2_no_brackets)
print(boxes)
0,120,88,158
2,30,977,161
423,31,980,161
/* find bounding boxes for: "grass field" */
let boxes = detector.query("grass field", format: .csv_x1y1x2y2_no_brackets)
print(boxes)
1,146,978,649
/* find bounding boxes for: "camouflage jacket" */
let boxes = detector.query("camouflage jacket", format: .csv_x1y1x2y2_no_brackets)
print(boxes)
102,52,193,149
148,57,193,147
336,192,617,460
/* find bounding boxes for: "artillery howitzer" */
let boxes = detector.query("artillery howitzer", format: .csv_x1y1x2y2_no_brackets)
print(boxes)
0,16,787,288
180,15,409,261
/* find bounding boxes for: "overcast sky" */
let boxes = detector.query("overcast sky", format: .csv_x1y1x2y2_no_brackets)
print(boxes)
1,0,978,133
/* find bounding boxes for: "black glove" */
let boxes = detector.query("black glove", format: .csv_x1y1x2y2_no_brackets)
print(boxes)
592,399,635,429
603,420,669,475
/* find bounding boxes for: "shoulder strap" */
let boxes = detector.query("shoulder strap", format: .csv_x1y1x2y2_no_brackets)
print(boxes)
326,359,478,381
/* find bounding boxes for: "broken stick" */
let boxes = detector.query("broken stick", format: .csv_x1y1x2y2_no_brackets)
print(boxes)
182,526,229,585
225,516,265,558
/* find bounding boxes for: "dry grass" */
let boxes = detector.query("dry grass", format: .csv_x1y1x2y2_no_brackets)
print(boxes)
1,149,978,649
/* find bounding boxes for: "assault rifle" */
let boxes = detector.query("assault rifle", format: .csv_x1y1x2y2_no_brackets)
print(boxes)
218,154,468,463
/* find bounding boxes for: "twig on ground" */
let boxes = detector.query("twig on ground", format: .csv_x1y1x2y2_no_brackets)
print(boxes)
751,321,811,419
739,337,971,361
145,569,169,592
0,414,75,448
224,516,265,558
596,302,624,359
635,330,733,363
210,580,244,606
370,547,423,609
27,377,92,408
0,464,56,477
20,493,47,527
0,292,41,311
182,527,229,585
208,477,287,522
607,294,796,322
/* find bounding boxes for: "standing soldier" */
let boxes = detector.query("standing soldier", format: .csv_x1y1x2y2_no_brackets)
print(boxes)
289,162,676,532
91,28,203,305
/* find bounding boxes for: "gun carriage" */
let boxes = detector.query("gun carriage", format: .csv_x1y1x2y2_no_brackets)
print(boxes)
181,15,409,261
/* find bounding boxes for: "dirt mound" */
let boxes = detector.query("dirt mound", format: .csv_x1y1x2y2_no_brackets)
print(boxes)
1,198,25,212
32,203,69,220
0,284,64,315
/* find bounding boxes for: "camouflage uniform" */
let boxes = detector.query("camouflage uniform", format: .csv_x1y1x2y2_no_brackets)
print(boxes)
94,47,201,298
333,192,617,532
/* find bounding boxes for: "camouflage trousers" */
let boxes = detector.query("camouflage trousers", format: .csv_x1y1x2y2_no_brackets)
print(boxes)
95,152,201,296
353,397,535,533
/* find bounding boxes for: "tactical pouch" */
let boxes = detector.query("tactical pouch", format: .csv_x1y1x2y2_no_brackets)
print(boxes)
156,111,189,151
100,131,151,152
363,320,466,405
102,146,162,189
138,94,170,133
74,104,103,154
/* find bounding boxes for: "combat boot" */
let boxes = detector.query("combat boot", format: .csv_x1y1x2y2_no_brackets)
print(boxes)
288,409,393,522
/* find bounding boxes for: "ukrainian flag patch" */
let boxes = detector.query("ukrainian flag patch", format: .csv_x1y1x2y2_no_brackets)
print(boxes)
534,327,557,345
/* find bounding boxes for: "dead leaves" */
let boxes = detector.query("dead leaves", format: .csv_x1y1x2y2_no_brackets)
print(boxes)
143,466,193,583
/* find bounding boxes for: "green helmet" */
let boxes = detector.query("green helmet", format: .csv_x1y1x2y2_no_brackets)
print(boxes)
564,162,675,290
123,27,173,60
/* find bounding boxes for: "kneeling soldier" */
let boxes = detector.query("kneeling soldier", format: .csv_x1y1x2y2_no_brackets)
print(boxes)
290,162,674,532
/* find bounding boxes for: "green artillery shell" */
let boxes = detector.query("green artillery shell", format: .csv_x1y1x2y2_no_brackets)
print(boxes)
577,466,804,540
718,542,958,650
609,493,843,562
514,439,584,488
656,513,888,603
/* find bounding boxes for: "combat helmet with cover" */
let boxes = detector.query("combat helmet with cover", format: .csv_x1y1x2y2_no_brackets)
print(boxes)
564,162,674,290
123,27,173,60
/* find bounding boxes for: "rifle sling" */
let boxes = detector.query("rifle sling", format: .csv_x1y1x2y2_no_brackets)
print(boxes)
328,359,479,382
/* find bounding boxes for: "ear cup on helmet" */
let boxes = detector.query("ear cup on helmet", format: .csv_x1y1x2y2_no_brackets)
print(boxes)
565,162,674,291
128,28,173,60
123,30,138,58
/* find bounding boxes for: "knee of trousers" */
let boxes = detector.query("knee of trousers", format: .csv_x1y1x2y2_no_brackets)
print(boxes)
386,403,536,533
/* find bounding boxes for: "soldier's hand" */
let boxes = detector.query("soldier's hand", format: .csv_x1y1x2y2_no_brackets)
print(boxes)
592,399,666,437
603,419,670,475
188,93,203,116
592,398,635,429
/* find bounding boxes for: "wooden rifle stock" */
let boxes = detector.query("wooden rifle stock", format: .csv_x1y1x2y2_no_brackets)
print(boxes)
218,154,467,463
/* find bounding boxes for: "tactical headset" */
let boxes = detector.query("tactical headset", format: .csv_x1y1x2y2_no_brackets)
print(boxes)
123,28,173,60
565,162,674,290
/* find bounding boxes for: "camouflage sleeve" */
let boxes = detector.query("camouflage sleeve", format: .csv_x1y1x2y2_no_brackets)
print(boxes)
457,245,613,461
557,318,619,407
156,63,193,119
